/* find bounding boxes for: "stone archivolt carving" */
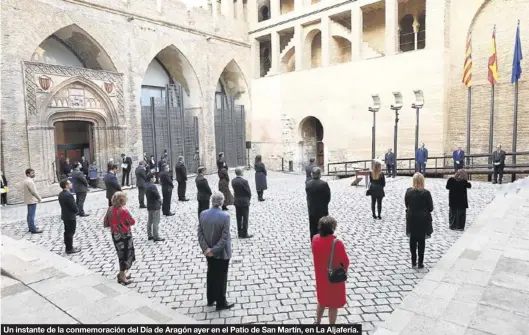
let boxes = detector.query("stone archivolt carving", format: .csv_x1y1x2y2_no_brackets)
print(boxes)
47,83,102,110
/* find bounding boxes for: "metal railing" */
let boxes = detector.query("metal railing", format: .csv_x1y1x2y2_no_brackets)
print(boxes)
328,151,529,179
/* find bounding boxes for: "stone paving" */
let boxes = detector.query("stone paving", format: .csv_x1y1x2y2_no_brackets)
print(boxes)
0,171,498,333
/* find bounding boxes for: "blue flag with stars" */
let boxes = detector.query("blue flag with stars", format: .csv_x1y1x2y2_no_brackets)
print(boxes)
512,23,523,84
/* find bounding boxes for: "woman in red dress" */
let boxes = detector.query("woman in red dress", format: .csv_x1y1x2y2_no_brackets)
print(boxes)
312,216,350,324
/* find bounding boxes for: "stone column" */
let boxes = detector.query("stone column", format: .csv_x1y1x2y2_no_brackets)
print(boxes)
294,24,303,71
221,0,235,18
271,31,280,75
321,16,330,66
271,0,280,18
251,38,260,78
236,0,244,21
384,0,398,56
212,0,220,17
351,6,362,61
248,0,257,26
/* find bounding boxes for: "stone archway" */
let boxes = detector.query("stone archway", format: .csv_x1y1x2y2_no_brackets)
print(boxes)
299,116,324,171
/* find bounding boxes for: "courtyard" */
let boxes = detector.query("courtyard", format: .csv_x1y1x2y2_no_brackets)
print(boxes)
0,171,498,332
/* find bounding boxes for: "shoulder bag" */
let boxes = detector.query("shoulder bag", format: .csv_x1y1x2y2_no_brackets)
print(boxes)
328,239,347,283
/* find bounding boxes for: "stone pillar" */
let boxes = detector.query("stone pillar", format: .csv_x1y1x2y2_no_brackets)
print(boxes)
236,0,244,20
251,38,260,78
294,24,303,71
321,16,330,66
248,0,257,25
351,6,362,61
221,0,235,18
212,0,220,17
271,0,280,18
271,31,280,75
384,0,398,56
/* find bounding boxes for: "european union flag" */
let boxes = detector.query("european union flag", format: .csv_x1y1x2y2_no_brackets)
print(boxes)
512,23,523,84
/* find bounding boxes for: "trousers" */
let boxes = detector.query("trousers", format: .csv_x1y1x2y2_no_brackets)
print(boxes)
138,187,145,206
76,192,86,215
206,258,230,306
235,205,250,237
147,210,161,238
449,207,467,230
162,188,172,214
122,170,130,186
371,196,383,216
177,181,187,200
27,204,37,232
309,213,327,242
63,219,77,251
493,164,504,183
198,200,210,219
409,236,425,266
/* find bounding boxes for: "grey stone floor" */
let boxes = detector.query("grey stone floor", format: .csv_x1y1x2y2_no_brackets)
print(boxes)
0,171,498,332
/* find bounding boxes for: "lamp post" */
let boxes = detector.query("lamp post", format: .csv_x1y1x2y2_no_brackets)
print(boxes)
369,94,381,164
390,92,403,177
412,90,424,172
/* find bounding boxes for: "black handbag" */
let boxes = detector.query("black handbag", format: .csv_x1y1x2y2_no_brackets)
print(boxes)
327,239,347,283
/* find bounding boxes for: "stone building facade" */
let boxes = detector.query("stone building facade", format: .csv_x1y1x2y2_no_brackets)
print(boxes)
1,0,528,203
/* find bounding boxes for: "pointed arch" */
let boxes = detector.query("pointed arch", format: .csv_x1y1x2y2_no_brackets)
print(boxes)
31,24,116,72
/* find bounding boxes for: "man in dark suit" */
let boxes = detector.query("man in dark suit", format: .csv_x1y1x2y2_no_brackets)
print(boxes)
157,154,168,184
71,163,89,217
104,165,121,207
58,179,80,254
453,146,465,171
146,173,165,242
198,192,234,311
80,156,89,176
175,156,189,201
305,167,331,242
231,167,252,239
135,161,148,208
384,149,396,178
492,144,506,184
62,158,72,178
415,143,428,175
159,165,175,216
196,166,212,219
121,153,132,186
217,152,228,175
305,158,316,182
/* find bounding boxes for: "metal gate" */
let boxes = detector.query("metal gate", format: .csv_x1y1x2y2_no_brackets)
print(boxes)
214,92,246,168
141,84,200,174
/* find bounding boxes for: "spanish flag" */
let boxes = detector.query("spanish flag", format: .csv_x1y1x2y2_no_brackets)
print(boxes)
462,35,472,87
488,27,499,85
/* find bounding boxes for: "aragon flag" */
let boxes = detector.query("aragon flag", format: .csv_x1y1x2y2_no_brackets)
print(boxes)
488,28,499,85
462,35,472,87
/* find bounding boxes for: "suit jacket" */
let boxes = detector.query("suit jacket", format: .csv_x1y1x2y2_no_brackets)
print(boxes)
305,178,331,217
198,207,232,260
231,176,251,207
217,159,228,172
63,162,72,175
385,153,395,165
175,162,187,182
148,158,156,170
446,177,471,209
405,188,434,237
416,148,428,163
196,174,212,201
71,169,89,193
145,183,162,211
58,190,78,221
135,166,148,188
159,171,173,191
104,172,121,200
122,156,132,171
81,161,89,175
492,150,506,166
453,150,465,163
158,159,167,172
305,163,316,181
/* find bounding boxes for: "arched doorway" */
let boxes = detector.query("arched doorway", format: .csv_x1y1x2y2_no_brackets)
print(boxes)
299,116,324,171
215,60,249,168
54,121,93,178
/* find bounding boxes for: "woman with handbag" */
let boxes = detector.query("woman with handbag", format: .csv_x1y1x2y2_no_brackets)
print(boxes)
367,161,386,219
312,216,349,324
445,169,471,231
104,191,136,285
405,173,434,269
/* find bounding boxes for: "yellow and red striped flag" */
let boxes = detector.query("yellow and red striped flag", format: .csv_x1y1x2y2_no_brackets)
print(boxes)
488,27,499,85
462,35,472,87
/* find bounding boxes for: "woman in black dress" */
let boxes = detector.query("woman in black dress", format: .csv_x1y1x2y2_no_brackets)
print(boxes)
446,169,471,231
405,173,434,269
218,168,234,210
368,161,386,219
254,155,267,201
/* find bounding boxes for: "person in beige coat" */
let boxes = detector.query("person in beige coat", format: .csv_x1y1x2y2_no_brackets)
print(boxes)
23,169,42,234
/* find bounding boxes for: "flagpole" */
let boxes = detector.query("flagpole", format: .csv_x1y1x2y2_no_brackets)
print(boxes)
488,25,496,181
512,20,521,182
466,87,471,167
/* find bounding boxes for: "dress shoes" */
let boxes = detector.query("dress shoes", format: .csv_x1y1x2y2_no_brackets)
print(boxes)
179,199,190,202
164,212,175,216
239,234,253,239
66,247,81,254
216,302,235,311
30,229,43,234
79,213,90,217
154,237,165,242
148,237,154,241
207,302,215,307
139,205,147,209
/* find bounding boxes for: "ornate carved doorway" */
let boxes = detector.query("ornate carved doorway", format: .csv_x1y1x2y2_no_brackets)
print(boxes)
54,121,93,178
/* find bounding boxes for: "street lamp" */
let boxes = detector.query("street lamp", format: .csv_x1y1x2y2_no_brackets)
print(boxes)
390,92,403,177
368,94,381,162
412,90,424,172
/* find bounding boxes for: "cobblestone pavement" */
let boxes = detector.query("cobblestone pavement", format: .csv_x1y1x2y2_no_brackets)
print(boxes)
0,171,498,333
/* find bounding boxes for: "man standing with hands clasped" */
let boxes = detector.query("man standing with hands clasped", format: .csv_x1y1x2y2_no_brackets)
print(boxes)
175,156,189,201
23,169,43,234
196,167,212,219
453,146,465,171
135,161,148,208
58,179,81,254
71,163,89,217
492,145,506,184
232,168,252,239
415,143,428,175
121,153,132,187
305,167,331,242
146,173,165,242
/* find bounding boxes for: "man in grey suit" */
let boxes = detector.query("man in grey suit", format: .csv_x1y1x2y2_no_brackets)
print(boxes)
198,192,234,311
305,158,316,182
71,163,89,217
231,168,252,239
492,144,506,184
135,161,148,208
